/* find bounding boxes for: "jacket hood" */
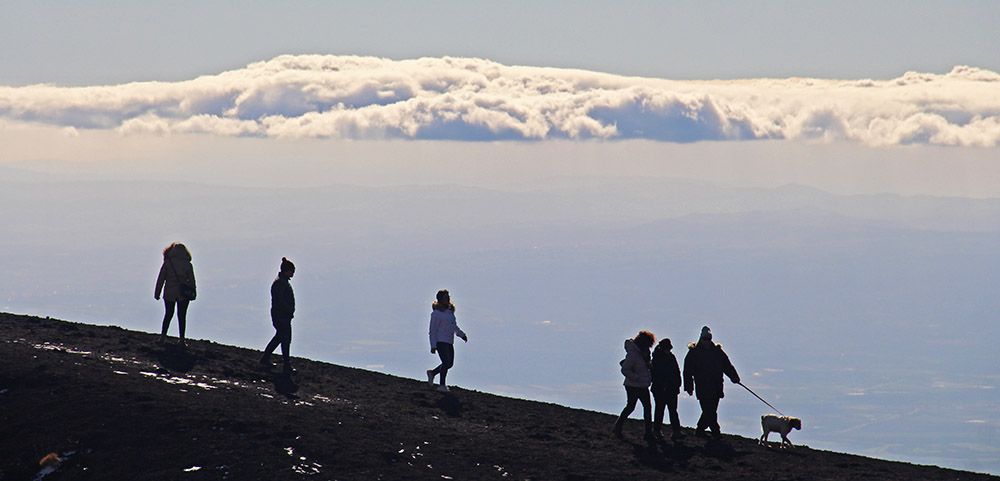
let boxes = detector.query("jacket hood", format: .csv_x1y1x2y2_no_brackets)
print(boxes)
624,339,637,353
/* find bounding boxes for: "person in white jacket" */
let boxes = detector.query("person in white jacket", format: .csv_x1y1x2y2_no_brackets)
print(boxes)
426,290,468,393
613,330,656,441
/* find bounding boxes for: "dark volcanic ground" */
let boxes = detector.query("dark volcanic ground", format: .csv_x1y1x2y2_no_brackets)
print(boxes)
1,312,995,481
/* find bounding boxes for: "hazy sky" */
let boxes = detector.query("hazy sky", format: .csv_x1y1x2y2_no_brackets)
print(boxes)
3,3,1000,472
2,1,998,85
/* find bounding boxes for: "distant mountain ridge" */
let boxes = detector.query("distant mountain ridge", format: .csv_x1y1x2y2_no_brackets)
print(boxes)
2,312,995,480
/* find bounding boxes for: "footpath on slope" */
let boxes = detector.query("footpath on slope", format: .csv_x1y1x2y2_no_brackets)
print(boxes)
1,312,995,481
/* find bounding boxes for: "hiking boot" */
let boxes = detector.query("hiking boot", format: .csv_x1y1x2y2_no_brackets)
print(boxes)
258,356,274,369
436,385,450,393
612,424,624,439
426,369,436,387
283,364,297,375
653,430,664,441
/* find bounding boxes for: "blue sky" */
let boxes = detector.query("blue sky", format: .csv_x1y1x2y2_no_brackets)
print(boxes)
2,1,998,85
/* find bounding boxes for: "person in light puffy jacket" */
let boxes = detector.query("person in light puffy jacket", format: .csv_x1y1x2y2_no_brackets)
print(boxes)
683,326,740,438
260,257,296,373
154,242,196,346
613,330,655,441
426,289,468,393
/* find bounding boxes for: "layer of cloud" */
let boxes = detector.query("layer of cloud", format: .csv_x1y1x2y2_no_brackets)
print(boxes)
2,55,999,146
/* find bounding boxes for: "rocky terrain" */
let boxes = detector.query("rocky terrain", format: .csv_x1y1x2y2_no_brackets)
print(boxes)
1,312,995,480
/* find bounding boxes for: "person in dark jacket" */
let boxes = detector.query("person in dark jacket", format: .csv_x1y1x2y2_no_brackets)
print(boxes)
651,338,683,440
683,326,740,437
260,257,296,373
154,242,196,346
613,330,656,441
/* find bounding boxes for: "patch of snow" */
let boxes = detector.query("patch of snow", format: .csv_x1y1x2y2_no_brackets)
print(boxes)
32,343,92,355
292,461,322,475
138,372,217,390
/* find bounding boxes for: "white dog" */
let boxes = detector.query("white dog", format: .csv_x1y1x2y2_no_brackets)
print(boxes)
759,414,802,448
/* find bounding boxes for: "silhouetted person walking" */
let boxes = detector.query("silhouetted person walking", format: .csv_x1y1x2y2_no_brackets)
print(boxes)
426,290,467,393
260,257,296,374
683,326,740,438
651,338,683,440
613,330,655,442
154,242,196,346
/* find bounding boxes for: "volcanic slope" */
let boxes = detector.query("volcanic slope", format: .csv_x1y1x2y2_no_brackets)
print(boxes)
1,313,994,481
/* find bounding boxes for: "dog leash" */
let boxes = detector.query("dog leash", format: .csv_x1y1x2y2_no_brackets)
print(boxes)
738,382,785,416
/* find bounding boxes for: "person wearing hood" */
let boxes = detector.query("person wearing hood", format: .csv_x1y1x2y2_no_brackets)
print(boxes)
154,242,196,346
683,326,740,438
260,257,296,374
613,330,655,441
651,338,683,440
426,289,468,393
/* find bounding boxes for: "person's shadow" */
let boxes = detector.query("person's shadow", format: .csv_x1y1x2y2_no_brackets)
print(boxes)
702,437,740,460
409,390,463,417
435,394,462,417
633,434,749,472
273,372,299,398
155,344,196,373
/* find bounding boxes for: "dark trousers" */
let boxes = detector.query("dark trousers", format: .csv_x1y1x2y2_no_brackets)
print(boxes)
652,389,681,434
697,396,721,434
263,317,292,367
614,386,652,435
429,342,454,386
161,299,189,339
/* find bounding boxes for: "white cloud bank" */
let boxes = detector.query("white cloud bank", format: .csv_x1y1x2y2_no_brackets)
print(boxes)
2,55,999,146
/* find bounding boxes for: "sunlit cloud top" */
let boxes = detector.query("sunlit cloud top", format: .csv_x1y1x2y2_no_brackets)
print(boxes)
2,55,999,146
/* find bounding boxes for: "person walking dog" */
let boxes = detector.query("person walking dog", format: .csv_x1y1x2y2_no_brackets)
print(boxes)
426,289,468,393
154,242,196,346
260,257,296,374
683,326,740,438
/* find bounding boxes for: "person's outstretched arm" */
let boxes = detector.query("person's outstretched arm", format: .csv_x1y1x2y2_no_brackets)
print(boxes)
722,351,740,384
